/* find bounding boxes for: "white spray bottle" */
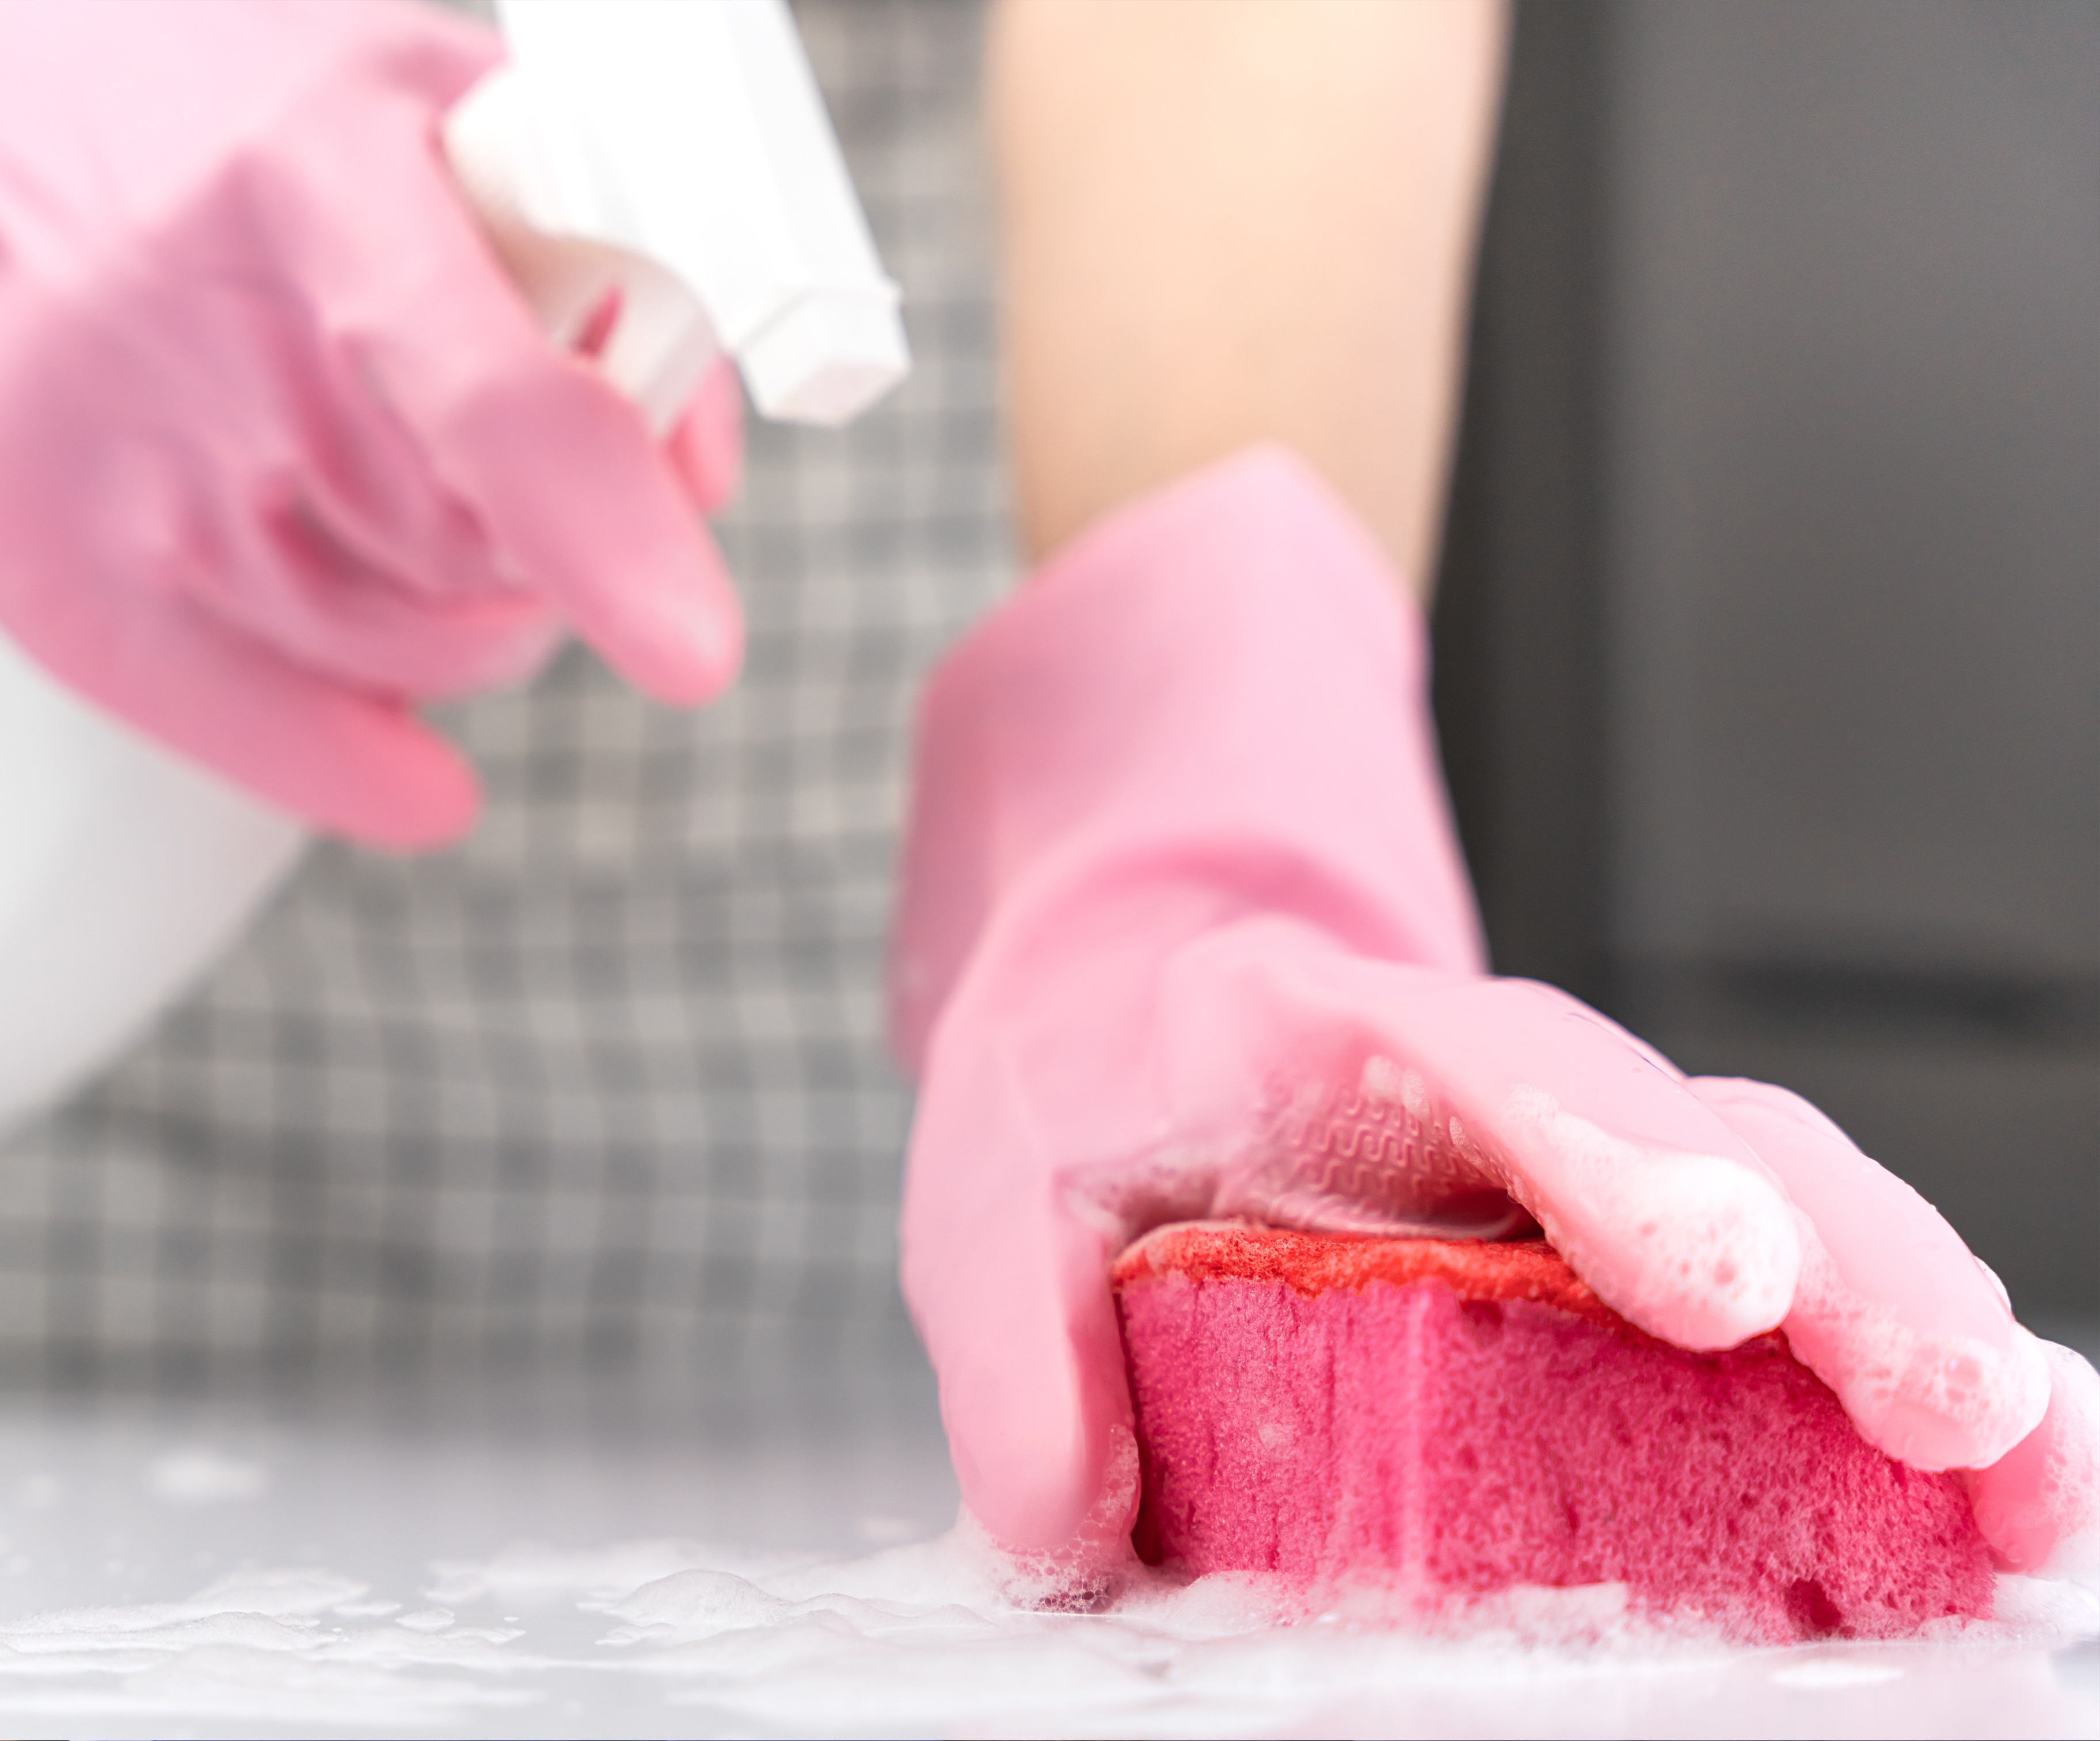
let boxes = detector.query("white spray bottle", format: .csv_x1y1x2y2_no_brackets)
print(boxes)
0,0,907,1132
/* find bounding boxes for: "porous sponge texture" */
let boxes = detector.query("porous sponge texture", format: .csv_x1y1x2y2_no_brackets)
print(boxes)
1112,1225,1993,1642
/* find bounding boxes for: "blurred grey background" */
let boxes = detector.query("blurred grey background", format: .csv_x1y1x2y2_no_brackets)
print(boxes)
1436,0,2098,1314
0,0,2087,1404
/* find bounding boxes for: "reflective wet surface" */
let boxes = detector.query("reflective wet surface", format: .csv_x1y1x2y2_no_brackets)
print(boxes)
0,1356,2089,1739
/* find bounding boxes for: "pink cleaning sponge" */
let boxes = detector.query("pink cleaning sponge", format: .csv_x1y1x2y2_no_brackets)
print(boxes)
1112,1223,1995,1641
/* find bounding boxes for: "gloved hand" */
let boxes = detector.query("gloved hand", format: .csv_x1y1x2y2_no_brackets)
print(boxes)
0,0,744,848
893,446,2095,1579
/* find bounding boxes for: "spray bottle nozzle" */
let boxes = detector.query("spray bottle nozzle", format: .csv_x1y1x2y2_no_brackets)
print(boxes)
444,0,911,435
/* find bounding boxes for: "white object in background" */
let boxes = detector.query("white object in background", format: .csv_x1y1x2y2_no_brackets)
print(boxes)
0,0,907,1134
443,0,912,434
0,629,305,1135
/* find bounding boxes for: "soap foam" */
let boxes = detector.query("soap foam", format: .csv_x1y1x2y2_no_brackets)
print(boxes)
0,1566,534,1727
0,1528,2088,1734
465,1525,2100,1736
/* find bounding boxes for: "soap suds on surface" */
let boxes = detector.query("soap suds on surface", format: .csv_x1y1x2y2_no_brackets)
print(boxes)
0,1524,2090,1739
0,1566,535,1729
0,1380,2091,1739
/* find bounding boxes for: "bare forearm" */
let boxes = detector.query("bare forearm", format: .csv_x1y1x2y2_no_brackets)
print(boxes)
992,0,1508,595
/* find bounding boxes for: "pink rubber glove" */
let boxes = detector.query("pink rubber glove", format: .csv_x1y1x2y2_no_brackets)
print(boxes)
0,0,744,847
893,446,2091,1577
1691,1077,2098,1576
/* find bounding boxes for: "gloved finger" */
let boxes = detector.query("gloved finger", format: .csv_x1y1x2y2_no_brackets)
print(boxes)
32,579,480,848
200,466,565,701
1962,1338,2100,1575
1687,1077,2050,1472
664,357,745,516
1163,921,1802,1351
211,282,569,700
900,1015,1140,1561
300,77,744,705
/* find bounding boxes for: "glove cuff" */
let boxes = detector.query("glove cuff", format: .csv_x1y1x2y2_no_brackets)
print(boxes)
890,444,1484,1075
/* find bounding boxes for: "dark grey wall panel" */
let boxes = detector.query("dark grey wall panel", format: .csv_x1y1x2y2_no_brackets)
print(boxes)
1434,1,1614,1005
1604,0,2099,980
1437,1,2098,1311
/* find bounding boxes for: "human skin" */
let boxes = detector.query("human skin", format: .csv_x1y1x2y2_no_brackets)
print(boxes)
990,0,1510,594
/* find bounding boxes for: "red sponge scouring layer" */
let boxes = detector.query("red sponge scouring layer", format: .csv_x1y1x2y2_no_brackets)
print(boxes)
1112,1223,1994,1642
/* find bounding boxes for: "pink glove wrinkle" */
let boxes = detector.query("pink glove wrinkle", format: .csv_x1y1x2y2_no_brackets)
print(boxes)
893,448,1812,1561
0,0,744,847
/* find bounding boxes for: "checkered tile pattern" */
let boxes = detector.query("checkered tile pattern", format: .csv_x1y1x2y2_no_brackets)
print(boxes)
0,0,1009,1387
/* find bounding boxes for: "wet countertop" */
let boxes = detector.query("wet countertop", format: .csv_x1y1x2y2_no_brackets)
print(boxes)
0,1352,2090,1740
